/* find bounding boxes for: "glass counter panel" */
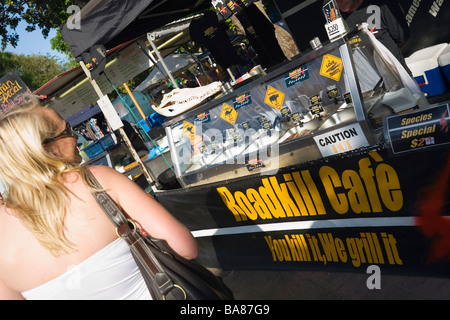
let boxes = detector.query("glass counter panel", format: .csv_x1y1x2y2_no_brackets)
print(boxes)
170,46,358,176
165,29,426,186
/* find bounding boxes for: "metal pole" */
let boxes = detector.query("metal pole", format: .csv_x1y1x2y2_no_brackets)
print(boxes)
147,34,180,89
339,43,365,121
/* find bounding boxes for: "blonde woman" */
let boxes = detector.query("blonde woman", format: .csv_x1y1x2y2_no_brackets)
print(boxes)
0,96,198,299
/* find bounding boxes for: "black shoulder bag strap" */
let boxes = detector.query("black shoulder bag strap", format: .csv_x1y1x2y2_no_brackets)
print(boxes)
85,169,178,299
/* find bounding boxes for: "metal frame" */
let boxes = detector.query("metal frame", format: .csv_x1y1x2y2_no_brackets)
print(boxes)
162,30,387,186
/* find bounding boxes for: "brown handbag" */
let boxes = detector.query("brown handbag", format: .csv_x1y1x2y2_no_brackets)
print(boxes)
87,170,234,300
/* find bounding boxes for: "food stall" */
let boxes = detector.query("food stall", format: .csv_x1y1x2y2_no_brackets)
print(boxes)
59,0,450,278
153,26,450,276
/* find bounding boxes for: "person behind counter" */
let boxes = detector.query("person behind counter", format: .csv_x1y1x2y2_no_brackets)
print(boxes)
336,0,412,75
0,96,198,300
115,119,148,153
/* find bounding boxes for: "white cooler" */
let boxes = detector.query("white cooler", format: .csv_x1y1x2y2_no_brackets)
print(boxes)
406,43,448,97
438,43,450,83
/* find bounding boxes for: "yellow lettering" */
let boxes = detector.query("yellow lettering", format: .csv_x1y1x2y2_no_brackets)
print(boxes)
292,171,318,215
342,169,370,213
319,166,348,214
346,238,361,267
358,158,382,212
301,170,326,215
216,187,247,221
247,188,272,219
376,164,403,211
269,176,301,217
264,236,277,261
381,233,403,265
235,191,258,220
259,178,286,218
284,173,309,216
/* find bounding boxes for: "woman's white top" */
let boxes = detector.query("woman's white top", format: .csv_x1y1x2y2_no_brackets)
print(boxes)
21,238,152,300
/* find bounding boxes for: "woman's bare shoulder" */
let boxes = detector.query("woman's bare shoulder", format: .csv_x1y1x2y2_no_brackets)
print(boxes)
87,165,130,186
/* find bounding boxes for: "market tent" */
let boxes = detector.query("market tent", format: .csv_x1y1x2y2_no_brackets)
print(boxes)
60,0,210,60
36,14,202,119
59,0,211,186
135,53,200,92
66,104,101,127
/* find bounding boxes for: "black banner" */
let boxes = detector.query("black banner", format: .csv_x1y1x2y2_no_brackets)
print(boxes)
399,0,450,57
156,145,450,277
0,71,31,113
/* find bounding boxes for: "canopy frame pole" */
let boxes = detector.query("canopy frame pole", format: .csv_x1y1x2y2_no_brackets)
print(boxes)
122,82,153,131
147,34,180,89
78,61,156,189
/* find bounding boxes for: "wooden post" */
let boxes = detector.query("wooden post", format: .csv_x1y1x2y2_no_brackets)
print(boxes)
79,61,156,189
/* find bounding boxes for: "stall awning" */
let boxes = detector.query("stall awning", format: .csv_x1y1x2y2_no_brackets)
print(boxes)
135,53,200,92
60,0,210,59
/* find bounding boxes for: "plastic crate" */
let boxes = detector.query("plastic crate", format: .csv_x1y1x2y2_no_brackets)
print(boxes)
81,141,104,159
98,133,115,151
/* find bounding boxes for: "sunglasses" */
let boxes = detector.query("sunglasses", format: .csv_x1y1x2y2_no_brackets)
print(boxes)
43,121,77,144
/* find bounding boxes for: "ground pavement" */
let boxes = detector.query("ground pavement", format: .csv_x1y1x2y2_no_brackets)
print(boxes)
220,269,450,299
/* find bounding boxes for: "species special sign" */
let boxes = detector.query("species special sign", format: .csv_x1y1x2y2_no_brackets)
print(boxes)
385,103,450,154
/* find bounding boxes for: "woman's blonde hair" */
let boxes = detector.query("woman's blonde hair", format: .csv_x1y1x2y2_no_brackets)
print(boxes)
0,96,99,256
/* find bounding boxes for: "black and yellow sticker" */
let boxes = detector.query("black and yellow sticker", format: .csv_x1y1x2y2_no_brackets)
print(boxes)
264,85,285,110
182,120,195,139
220,103,238,125
320,54,343,82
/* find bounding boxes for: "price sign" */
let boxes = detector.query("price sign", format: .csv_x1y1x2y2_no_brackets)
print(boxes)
385,104,450,154
324,17,348,41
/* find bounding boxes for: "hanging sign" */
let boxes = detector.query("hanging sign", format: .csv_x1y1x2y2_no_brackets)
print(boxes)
284,65,310,87
182,120,195,139
97,95,124,131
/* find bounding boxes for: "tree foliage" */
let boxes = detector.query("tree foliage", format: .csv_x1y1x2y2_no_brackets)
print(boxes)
0,51,69,91
0,0,73,50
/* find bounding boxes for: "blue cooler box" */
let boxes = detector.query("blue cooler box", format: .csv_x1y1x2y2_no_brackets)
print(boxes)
81,140,103,159
406,43,448,97
439,43,450,83
81,134,116,159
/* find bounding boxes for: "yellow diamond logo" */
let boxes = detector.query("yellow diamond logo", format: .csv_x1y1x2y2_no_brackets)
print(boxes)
320,54,343,81
264,85,285,110
182,120,195,139
220,103,238,125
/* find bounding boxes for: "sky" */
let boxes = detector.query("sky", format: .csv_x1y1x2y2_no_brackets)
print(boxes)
4,21,69,64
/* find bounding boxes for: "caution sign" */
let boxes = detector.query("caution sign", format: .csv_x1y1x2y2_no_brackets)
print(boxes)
264,85,285,110
320,54,343,82
182,120,195,139
313,123,370,157
220,103,238,125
